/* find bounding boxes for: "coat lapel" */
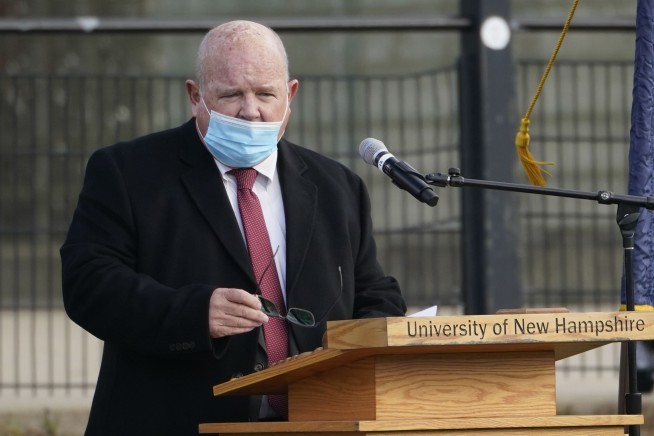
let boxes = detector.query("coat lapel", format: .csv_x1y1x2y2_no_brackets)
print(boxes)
277,140,317,301
178,121,254,282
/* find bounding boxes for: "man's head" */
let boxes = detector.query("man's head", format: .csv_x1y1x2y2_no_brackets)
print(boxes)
186,20,299,140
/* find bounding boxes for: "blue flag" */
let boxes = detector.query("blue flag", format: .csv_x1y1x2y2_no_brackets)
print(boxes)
624,0,654,310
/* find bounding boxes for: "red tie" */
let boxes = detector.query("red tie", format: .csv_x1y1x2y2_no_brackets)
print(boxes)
230,168,289,418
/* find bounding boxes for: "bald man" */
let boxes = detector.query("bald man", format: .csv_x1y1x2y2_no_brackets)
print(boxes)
61,20,405,435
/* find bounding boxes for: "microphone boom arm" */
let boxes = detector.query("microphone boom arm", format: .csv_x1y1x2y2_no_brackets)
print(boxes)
426,168,654,210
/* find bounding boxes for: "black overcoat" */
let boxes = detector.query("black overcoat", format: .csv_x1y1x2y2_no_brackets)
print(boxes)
61,119,406,435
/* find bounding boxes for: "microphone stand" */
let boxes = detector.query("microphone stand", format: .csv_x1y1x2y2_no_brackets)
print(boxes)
426,167,654,436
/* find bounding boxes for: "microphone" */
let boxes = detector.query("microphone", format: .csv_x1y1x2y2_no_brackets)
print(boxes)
359,138,438,207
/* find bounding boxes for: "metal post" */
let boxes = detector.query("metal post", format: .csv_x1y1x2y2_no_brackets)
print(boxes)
459,0,521,314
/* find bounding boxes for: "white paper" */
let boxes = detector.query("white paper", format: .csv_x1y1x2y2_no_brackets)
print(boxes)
408,305,438,317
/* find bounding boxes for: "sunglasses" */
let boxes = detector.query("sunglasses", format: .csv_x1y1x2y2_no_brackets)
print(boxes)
255,247,342,328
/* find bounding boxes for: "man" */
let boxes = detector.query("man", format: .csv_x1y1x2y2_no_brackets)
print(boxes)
61,20,405,435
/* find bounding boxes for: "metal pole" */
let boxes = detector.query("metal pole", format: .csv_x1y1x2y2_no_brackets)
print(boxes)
459,0,521,314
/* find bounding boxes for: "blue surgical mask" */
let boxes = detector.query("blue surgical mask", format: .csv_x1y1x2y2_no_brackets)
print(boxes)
200,97,287,168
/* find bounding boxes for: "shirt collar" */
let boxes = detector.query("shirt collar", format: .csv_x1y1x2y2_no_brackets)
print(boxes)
215,150,278,187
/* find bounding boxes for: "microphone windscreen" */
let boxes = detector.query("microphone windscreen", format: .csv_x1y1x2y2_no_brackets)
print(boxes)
358,138,387,165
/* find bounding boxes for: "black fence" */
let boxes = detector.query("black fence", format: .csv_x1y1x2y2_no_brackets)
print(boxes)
0,60,634,394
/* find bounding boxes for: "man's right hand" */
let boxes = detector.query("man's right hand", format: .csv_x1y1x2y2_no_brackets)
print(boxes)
208,288,269,338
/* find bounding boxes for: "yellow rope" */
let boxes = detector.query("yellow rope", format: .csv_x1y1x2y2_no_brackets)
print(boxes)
516,0,581,186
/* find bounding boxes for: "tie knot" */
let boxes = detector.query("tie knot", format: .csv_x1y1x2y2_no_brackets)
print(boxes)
230,168,257,190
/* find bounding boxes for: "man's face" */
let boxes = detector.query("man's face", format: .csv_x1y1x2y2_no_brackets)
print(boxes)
187,39,298,139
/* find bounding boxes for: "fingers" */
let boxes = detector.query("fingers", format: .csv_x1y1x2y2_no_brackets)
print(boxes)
209,288,269,338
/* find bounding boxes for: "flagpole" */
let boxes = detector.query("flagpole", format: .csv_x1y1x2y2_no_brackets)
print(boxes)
616,203,642,436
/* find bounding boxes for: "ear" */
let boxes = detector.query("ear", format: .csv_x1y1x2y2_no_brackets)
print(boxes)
185,80,201,117
278,79,300,140
287,79,299,103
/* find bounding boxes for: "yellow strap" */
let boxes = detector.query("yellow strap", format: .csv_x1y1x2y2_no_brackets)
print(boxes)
619,304,654,312
516,0,581,186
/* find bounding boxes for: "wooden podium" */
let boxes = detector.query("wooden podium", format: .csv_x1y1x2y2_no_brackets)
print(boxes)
200,310,654,435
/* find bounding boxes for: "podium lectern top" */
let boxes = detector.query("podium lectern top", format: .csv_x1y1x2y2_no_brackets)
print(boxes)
214,311,654,397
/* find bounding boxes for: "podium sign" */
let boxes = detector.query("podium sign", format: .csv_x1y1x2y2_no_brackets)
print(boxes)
326,311,654,353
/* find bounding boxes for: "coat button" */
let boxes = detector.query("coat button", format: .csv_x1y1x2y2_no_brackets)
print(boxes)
231,372,244,379
254,363,264,372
